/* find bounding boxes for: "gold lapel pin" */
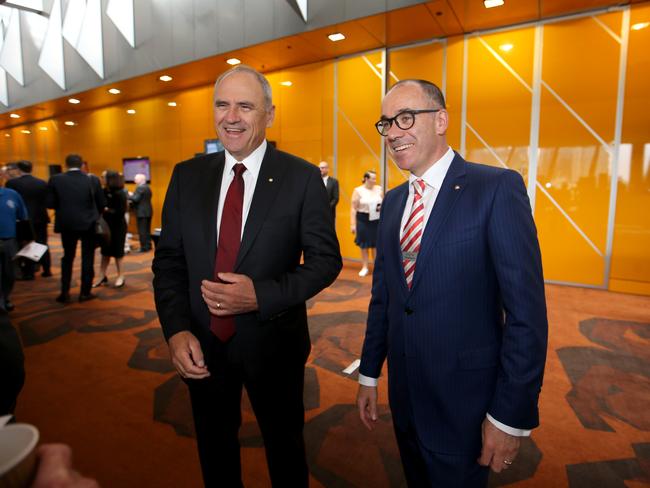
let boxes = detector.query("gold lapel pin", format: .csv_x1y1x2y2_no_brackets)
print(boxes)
268,178,274,182
454,185,461,190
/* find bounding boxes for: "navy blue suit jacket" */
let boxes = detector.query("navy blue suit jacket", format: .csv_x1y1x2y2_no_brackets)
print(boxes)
360,152,548,455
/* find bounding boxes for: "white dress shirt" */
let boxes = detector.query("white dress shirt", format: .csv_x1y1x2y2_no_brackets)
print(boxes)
216,140,267,240
358,146,530,437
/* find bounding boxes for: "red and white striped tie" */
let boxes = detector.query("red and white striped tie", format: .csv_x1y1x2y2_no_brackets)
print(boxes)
401,178,426,289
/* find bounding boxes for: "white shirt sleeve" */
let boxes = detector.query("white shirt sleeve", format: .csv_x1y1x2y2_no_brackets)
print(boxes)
486,413,531,436
358,373,378,387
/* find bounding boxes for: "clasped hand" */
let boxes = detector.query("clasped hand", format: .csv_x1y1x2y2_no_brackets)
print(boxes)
201,272,258,316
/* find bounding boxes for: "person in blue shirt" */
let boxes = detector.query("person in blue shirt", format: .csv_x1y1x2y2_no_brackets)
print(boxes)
0,187,29,311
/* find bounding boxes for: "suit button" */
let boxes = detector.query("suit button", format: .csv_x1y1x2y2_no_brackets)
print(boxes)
405,307,413,315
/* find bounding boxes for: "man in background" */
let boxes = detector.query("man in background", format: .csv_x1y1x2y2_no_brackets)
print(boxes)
357,79,548,487
6,160,51,279
129,173,152,252
319,161,339,223
47,154,105,303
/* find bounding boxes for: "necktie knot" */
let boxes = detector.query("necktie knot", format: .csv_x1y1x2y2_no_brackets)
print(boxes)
414,178,425,196
233,163,247,178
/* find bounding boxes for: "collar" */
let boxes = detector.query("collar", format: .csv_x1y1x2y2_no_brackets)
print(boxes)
224,140,267,179
409,146,454,190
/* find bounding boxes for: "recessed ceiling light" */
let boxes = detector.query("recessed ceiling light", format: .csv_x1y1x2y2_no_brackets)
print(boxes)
631,22,649,31
279,81,292,87
499,43,514,52
226,58,241,65
108,88,121,94
68,98,80,104
167,102,177,107
4,134,10,137
9,113,20,119
39,126,48,131
328,33,345,42
159,75,173,82
64,121,75,126
127,109,136,114
21,129,31,134
484,0,504,8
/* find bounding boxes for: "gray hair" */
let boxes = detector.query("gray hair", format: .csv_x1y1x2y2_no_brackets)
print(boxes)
213,65,273,111
389,79,446,109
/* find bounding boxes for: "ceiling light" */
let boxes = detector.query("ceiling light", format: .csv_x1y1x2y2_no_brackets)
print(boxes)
499,43,514,52
64,121,75,126
484,0,504,8
631,22,649,31
127,109,136,114
39,127,48,131
68,98,80,104
167,102,177,107
279,81,292,87
5,134,10,137
108,88,121,94
9,113,20,119
159,75,173,82
226,58,241,65
21,130,31,134
328,32,345,42
545,182,552,189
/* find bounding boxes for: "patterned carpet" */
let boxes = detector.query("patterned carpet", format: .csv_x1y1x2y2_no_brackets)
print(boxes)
10,234,650,487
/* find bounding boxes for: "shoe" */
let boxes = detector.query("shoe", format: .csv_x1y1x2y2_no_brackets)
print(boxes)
92,276,108,288
55,293,71,304
114,276,125,288
358,267,369,277
78,293,97,303
41,270,52,278
4,301,14,311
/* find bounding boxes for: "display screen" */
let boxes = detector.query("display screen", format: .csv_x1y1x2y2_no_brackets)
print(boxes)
205,139,224,154
123,157,150,183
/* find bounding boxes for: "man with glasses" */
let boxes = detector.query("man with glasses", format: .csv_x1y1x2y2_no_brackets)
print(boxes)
357,79,548,487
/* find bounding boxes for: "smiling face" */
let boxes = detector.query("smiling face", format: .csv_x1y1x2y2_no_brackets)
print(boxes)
213,70,275,161
381,82,448,177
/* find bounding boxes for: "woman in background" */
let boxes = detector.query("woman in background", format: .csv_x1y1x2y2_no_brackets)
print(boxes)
350,170,383,277
93,171,128,288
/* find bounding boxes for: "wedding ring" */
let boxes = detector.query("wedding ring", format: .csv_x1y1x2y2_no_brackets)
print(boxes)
503,459,513,465
216,302,222,310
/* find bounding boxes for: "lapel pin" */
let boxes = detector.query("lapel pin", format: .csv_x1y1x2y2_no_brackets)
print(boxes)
454,185,461,190
268,178,274,182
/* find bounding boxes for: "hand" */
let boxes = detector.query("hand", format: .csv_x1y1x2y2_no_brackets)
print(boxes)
351,226,356,234
477,418,520,473
201,273,258,316
168,331,210,379
31,444,99,488
357,385,378,431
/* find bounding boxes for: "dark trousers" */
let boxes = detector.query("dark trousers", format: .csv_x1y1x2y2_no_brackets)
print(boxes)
0,310,24,414
137,217,151,251
19,222,51,277
60,227,96,296
0,239,17,307
186,335,308,488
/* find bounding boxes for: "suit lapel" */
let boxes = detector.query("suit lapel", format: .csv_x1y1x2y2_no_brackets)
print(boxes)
410,153,467,291
235,146,285,269
205,153,225,273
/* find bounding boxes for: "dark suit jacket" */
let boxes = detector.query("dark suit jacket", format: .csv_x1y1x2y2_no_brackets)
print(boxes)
360,152,548,455
6,174,50,226
152,145,342,358
46,170,105,233
324,176,339,214
129,184,153,218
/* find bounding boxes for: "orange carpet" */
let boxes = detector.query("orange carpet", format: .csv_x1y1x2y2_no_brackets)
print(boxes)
10,234,650,487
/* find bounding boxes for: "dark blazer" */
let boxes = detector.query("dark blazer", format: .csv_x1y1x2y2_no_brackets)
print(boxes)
153,145,342,356
360,152,548,455
46,170,105,233
324,176,339,214
129,184,153,218
6,174,50,225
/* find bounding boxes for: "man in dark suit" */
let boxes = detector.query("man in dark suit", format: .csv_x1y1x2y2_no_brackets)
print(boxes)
0,309,24,414
6,160,52,279
46,154,105,303
319,161,339,222
129,173,153,252
152,65,341,488
357,80,548,487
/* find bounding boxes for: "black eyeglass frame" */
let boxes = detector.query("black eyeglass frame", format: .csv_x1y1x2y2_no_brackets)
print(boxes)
374,109,441,136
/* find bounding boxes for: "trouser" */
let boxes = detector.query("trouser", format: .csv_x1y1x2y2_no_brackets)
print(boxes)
60,227,96,296
137,217,151,250
0,239,17,307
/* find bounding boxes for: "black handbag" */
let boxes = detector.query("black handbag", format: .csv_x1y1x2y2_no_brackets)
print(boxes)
95,215,111,247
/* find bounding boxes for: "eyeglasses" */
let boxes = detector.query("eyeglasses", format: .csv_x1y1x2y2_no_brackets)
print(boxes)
374,109,441,136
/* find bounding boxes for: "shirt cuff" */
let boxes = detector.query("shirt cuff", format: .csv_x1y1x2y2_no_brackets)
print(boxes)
486,413,531,437
358,373,378,387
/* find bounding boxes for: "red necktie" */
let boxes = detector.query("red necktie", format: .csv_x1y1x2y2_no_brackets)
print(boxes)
401,179,426,289
210,163,246,341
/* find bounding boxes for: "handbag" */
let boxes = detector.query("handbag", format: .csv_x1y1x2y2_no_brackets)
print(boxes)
95,215,111,247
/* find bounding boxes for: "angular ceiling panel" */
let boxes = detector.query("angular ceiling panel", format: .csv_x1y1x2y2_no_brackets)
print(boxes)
75,0,104,78
107,0,135,48
0,8,24,85
62,0,86,47
38,0,65,90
